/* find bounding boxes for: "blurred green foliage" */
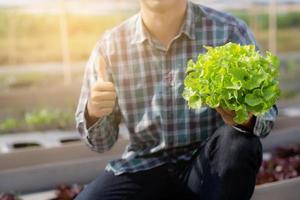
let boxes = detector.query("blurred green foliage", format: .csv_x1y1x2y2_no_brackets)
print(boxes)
0,9,299,65
25,109,65,128
0,108,75,134
232,11,300,29
279,59,300,99
277,12,300,28
0,72,46,89
0,9,131,64
0,118,18,133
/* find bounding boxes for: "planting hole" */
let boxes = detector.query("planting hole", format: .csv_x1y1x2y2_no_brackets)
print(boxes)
12,142,41,149
60,138,80,144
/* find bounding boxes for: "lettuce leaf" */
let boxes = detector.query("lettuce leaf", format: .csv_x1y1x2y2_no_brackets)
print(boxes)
182,42,280,124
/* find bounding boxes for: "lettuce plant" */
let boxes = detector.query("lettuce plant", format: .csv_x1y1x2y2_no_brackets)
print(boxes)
182,42,280,124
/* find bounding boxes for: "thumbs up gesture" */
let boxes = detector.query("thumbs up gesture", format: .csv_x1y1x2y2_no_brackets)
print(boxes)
87,56,117,121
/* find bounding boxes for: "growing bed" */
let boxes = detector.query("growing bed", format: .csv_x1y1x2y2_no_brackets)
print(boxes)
0,128,299,200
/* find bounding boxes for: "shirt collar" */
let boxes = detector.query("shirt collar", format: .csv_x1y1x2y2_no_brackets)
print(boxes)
179,0,196,40
131,1,196,45
130,13,149,44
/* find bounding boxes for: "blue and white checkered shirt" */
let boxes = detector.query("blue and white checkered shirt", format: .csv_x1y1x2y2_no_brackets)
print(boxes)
75,1,278,175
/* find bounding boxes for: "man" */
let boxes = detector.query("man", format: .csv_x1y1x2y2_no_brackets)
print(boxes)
75,0,278,199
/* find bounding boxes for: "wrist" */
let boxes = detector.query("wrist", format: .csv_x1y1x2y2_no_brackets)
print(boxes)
242,116,253,129
236,115,256,133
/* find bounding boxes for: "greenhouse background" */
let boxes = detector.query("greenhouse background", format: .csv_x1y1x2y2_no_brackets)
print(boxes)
0,0,299,199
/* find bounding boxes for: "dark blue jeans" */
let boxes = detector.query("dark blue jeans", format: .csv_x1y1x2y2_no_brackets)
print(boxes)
75,125,262,200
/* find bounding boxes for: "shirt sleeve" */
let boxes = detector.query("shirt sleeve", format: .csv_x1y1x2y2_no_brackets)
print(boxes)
75,41,121,152
229,19,278,138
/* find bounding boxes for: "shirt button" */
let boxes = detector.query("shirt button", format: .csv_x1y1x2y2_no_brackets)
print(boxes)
164,71,174,87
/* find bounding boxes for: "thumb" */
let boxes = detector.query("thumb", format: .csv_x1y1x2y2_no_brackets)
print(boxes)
97,55,108,82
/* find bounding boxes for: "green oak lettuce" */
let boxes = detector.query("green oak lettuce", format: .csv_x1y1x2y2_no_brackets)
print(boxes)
182,42,280,124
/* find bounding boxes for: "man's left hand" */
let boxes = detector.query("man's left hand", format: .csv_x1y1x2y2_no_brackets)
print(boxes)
215,107,254,130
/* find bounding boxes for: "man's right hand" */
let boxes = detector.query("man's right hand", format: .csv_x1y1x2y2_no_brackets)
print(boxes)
86,56,116,126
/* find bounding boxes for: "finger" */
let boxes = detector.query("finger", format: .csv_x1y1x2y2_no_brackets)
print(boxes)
217,110,235,124
97,55,108,82
223,109,235,116
93,82,115,91
92,100,116,108
224,118,236,126
93,108,113,117
216,107,227,116
216,111,235,126
216,107,235,117
91,91,116,101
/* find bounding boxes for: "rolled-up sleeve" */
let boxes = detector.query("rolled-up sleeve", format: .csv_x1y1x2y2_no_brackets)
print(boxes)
230,19,278,137
253,105,278,137
75,41,121,153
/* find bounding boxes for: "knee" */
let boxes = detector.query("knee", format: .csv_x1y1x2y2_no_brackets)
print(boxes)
213,125,263,175
217,125,262,153
230,127,261,153
74,172,113,200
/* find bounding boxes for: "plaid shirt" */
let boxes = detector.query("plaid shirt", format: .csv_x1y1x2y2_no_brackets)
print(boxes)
75,1,278,175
